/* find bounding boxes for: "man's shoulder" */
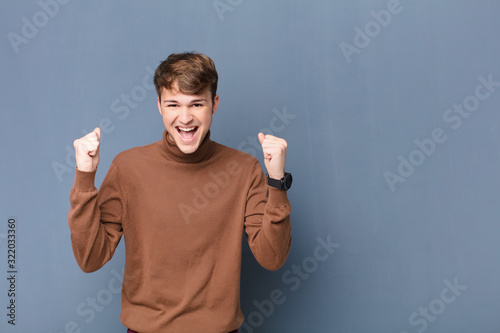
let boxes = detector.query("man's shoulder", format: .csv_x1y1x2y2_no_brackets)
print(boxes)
112,140,161,166
211,141,264,180
213,141,259,164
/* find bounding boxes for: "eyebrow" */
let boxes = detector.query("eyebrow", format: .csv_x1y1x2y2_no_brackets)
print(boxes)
163,98,207,104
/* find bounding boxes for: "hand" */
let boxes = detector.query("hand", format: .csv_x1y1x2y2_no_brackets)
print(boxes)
73,127,101,172
258,133,287,180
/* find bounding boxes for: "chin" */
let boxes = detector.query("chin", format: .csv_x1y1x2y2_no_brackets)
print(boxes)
178,143,200,154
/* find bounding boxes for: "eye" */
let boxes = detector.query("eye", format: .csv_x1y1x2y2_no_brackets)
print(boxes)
166,104,178,108
192,103,203,107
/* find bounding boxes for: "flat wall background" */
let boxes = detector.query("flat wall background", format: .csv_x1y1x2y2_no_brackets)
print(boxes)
1,1,500,332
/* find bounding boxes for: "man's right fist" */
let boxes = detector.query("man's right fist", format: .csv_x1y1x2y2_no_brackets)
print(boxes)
73,127,101,172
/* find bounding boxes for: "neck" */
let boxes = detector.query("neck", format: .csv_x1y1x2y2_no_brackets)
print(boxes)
161,130,216,163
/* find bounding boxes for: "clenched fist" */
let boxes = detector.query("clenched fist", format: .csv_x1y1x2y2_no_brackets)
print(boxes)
258,133,287,180
73,127,101,172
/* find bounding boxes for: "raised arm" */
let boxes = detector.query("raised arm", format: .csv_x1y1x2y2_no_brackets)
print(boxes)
68,128,123,272
244,133,292,271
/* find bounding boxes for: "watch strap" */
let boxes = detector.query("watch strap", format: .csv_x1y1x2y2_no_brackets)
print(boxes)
267,172,292,190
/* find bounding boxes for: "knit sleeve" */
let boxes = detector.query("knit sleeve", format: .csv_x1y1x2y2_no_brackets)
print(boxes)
68,163,124,273
244,160,292,271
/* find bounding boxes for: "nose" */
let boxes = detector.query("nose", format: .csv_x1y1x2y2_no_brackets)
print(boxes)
178,107,193,124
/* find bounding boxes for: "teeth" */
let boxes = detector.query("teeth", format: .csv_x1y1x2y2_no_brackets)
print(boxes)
178,127,196,132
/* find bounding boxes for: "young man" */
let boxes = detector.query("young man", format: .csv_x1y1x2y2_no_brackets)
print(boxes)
68,52,292,333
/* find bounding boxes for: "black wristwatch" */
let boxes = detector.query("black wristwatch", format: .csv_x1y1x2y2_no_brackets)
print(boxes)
267,172,292,191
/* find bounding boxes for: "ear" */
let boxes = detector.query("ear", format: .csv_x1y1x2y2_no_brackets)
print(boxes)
212,94,219,114
157,97,162,116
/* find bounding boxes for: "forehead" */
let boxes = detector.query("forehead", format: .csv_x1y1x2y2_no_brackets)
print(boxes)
159,85,211,102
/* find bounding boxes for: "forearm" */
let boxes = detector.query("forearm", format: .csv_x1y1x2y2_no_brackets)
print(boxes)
246,187,292,271
68,169,121,273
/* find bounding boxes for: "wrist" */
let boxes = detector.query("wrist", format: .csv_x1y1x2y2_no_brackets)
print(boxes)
76,165,97,172
73,168,97,191
266,172,292,191
267,172,284,180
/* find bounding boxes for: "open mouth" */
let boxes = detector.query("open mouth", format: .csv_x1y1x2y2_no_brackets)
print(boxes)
176,126,199,142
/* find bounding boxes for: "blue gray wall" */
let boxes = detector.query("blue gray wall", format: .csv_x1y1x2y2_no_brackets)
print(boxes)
1,0,500,332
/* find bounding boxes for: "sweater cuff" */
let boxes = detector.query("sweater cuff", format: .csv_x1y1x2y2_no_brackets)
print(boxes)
73,168,97,192
267,187,290,207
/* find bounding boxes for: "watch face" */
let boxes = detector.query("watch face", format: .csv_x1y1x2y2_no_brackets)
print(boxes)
284,173,292,189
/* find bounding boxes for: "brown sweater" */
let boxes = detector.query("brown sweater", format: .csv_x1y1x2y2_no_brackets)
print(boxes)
68,131,292,333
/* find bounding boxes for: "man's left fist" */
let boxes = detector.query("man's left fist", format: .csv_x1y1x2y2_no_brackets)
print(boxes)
258,133,287,180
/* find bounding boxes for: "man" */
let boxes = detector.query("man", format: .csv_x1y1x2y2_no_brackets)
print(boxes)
68,52,292,333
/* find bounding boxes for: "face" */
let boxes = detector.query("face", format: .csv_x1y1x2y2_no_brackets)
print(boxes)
157,83,219,154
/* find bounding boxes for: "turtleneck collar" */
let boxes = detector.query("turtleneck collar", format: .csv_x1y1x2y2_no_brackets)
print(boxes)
161,130,216,163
